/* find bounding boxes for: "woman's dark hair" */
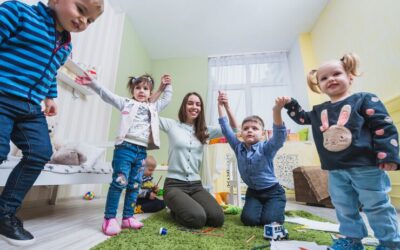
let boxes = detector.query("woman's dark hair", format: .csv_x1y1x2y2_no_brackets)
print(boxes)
178,92,209,144
127,74,154,96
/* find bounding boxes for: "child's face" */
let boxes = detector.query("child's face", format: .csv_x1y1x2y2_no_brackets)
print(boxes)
185,95,201,123
144,166,156,177
241,121,263,146
132,82,152,102
51,0,104,32
317,62,352,102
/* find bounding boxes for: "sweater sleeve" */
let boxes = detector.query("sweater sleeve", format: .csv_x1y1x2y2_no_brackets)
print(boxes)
88,79,126,111
284,98,312,125
263,123,287,156
218,116,240,150
0,1,21,44
360,93,400,167
154,85,173,112
159,117,175,132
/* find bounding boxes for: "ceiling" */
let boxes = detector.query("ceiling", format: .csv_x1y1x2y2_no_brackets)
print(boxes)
111,0,329,59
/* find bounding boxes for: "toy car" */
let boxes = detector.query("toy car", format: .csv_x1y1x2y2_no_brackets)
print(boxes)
263,222,289,240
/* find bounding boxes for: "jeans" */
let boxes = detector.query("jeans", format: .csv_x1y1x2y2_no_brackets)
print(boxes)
241,183,286,226
329,166,400,249
104,142,146,219
0,92,52,217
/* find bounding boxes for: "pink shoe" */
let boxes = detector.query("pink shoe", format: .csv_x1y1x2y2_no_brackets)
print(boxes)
121,217,144,229
102,218,121,236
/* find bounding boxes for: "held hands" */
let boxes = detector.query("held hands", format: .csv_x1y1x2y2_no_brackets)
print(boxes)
379,162,398,171
273,96,291,112
43,98,57,116
217,91,229,107
158,74,172,91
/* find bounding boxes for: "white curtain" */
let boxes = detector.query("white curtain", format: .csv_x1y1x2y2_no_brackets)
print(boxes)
207,52,293,130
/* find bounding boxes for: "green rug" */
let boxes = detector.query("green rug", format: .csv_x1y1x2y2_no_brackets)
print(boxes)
92,210,373,250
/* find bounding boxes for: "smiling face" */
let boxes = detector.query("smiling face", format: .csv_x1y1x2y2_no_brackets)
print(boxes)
132,82,151,102
50,0,104,32
184,94,202,124
317,62,353,102
241,120,263,147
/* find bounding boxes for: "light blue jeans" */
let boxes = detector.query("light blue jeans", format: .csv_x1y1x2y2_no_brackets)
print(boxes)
104,142,146,219
329,166,400,249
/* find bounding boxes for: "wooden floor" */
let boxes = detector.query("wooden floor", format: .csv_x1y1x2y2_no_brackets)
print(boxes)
1,198,398,250
0,198,150,250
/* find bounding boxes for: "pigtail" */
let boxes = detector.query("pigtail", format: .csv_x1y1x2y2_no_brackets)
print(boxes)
340,53,360,78
307,69,322,94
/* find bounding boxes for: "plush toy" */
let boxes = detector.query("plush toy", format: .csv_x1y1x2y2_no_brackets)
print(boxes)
49,145,87,166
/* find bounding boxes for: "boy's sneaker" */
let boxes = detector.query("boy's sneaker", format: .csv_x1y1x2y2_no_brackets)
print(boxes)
329,238,365,250
0,214,35,246
102,218,121,236
121,217,144,229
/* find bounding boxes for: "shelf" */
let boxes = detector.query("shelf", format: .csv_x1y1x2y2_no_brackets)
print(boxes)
56,59,93,96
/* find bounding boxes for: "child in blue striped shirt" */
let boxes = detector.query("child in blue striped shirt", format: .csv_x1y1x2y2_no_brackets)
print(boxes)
0,0,103,246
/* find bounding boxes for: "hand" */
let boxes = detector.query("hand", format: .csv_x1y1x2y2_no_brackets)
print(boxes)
218,91,229,107
159,74,171,91
151,185,159,193
43,98,57,116
273,96,291,111
75,72,93,85
149,192,157,200
379,162,398,171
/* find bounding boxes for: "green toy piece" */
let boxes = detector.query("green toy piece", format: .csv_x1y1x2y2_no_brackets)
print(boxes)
157,189,164,196
221,204,242,215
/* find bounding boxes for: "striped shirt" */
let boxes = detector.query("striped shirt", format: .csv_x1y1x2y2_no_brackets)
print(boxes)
0,1,72,104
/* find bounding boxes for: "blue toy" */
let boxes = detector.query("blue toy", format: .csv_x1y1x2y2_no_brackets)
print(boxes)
263,222,289,240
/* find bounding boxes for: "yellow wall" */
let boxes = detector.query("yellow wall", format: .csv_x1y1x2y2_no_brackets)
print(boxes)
310,0,400,101
303,0,400,207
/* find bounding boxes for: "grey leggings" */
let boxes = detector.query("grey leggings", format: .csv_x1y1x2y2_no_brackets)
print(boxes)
163,178,224,229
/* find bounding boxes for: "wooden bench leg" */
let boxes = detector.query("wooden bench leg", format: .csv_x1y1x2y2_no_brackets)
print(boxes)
49,185,59,205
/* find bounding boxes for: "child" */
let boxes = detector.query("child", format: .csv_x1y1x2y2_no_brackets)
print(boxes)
77,73,172,236
281,53,400,250
0,0,103,246
135,156,166,213
217,92,287,226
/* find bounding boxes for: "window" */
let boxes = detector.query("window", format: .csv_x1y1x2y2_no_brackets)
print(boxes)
207,52,292,129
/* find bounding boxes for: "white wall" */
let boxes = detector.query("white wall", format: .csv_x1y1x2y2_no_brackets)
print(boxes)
287,39,311,134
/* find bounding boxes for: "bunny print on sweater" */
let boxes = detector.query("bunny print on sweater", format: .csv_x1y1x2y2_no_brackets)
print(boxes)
284,92,400,171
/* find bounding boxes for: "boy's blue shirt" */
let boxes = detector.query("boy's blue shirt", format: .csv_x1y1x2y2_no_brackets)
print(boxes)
218,116,287,190
0,1,72,105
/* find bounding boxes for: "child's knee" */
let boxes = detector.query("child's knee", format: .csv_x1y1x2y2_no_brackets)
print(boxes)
111,173,129,189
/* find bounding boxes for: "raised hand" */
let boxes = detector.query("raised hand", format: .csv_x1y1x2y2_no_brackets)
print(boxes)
273,96,291,111
159,74,171,91
75,72,93,85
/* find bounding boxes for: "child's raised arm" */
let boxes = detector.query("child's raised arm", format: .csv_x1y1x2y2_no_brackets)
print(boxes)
282,97,312,125
153,74,173,112
149,74,171,103
76,73,125,111
273,96,290,126
218,91,240,130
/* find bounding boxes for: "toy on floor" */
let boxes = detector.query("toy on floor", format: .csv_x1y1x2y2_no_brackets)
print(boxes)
263,222,289,240
83,191,95,200
134,205,144,214
214,191,229,205
159,227,167,235
221,204,242,215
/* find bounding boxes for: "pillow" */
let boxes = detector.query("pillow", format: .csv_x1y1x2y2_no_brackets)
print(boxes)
74,143,106,168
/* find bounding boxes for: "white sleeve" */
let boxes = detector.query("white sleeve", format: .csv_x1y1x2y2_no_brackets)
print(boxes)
155,85,173,112
88,80,126,111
